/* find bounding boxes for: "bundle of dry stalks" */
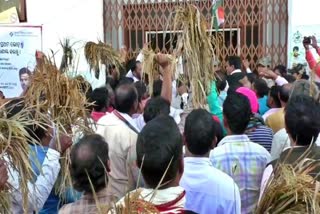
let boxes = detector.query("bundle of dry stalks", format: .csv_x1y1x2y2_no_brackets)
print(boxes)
173,4,215,108
0,100,44,213
84,41,123,77
24,60,93,197
141,48,176,96
257,159,320,213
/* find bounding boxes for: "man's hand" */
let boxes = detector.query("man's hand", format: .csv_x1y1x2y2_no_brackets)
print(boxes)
0,160,8,190
49,133,73,154
242,59,250,70
311,36,318,49
155,53,173,69
259,67,278,80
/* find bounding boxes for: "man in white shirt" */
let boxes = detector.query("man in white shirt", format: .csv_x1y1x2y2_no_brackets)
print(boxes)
126,61,142,82
181,109,241,214
96,83,141,201
8,132,72,213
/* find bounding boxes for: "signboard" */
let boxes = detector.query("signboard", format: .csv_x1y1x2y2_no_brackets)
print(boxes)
0,25,42,98
288,25,320,70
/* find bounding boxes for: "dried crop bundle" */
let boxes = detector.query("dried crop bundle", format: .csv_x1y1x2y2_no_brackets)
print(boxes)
141,48,176,96
0,100,43,213
173,4,215,108
84,41,123,77
257,159,320,213
24,60,93,196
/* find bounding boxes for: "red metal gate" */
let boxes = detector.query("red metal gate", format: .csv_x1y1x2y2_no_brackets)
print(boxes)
103,0,288,70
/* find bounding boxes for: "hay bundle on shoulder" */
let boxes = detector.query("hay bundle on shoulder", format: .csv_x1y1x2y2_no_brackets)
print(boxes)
173,4,215,108
0,100,44,213
257,159,320,213
24,60,93,197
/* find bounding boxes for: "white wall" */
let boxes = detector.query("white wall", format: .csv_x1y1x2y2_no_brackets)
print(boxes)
26,0,104,71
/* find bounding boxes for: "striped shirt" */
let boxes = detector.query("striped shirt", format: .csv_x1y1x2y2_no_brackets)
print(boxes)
210,135,271,214
247,125,273,152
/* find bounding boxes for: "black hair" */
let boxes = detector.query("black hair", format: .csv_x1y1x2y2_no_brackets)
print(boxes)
293,46,299,51
279,84,292,103
184,109,216,155
269,86,281,108
247,72,258,84
115,84,138,114
227,56,242,70
285,95,320,146
223,92,251,134
274,65,287,76
136,115,182,188
118,77,134,86
143,97,170,123
134,81,147,102
89,87,109,112
71,134,109,193
152,79,163,97
19,67,31,77
131,61,141,72
253,79,269,98
283,74,296,83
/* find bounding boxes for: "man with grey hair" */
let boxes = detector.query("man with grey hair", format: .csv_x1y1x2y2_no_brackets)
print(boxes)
270,79,320,161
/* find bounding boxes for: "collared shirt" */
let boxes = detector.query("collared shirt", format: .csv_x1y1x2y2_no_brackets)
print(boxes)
180,157,241,214
265,108,285,134
230,69,242,75
96,112,140,201
9,148,61,213
262,108,281,121
117,187,185,214
210,134,271,214
59,187,112,214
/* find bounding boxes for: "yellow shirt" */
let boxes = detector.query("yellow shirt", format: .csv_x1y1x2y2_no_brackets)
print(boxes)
265,108,285,134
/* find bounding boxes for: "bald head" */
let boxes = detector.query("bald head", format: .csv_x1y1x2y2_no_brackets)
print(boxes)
115,84,138,114
70,134,109,193
279,84,293,104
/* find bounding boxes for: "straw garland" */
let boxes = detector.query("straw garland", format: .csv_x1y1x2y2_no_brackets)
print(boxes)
0,100,44,213
173,4,215,108
257,159,320,213
24,60,93,197
84,41,123,76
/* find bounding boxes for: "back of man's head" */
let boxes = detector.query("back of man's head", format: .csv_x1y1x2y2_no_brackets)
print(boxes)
223,92,251,134
279,84,292,104
184,109,216,156
253,79,269,98
143,97,170,123
291,80,320,101
227,56,242,70
115,84,138,114
71,134,109,193
285,95,320,146
134,81,147,102
136,115,183,188
268,86,281,108
90,87,109,112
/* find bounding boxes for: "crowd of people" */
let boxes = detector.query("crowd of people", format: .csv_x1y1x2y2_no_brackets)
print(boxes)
0,35,320,214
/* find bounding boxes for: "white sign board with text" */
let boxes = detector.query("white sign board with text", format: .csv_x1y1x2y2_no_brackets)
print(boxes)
0,25,42,98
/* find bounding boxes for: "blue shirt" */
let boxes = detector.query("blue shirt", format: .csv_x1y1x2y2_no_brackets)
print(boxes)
29,145,81,214
180,157,241,214
258,96,270,115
